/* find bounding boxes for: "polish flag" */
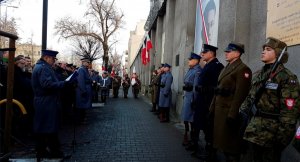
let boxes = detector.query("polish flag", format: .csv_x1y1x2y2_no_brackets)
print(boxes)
111,66,115,77
146,34,153,63
141,43,147,65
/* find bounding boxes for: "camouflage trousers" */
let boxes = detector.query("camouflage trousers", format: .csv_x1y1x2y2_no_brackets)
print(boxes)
242,142,282,162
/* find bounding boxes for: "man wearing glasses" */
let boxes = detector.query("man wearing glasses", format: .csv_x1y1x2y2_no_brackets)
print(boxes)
209,42,252,161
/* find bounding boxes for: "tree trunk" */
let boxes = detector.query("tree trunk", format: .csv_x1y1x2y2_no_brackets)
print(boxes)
103,44,109,70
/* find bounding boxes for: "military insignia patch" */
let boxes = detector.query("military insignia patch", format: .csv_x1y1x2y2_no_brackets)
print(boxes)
265,83,278,90
296,126,300,139
244,73,249,78
285,98,295,110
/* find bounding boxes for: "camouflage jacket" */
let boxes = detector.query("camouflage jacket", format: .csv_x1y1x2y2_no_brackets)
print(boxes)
241,63,300,147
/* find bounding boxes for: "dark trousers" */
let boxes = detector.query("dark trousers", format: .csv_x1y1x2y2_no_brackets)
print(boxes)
247,142,282,162
123,88,129,98
113,87,119,97
92,91,99,102
35,133,62,158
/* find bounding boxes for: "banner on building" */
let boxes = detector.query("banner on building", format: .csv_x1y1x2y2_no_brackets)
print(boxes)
194,0,220,54
267,0,300,46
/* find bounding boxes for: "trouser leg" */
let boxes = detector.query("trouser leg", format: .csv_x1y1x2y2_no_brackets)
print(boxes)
36,133,48,159
47,133,63,158
182,121,190,146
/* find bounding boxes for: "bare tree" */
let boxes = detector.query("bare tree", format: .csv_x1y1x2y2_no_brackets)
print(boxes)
0,17,18,47
55,0,124,69
71,36,102,62
109,50,122,74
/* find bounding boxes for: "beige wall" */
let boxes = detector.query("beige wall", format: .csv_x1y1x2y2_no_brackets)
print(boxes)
16,43,41,65
127,20,146,69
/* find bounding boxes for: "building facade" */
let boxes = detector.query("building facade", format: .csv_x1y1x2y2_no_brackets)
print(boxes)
130,0,300,123
16,43,41,64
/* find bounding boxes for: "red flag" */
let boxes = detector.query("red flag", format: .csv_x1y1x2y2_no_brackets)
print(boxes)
146,35,152,63
146,35,153,51
141,43,147,65
111,66,115,77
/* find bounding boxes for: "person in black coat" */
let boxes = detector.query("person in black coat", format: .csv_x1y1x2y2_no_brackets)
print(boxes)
13,55,34,137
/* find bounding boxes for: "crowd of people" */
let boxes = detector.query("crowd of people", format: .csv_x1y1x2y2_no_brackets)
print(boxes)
0,49,142,160
0,36,299,162
175,37,300,162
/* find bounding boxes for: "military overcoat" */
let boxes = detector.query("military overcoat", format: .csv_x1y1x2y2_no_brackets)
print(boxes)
32,59,65,133
194,58,223,129
210,58,252,154
181,64,202,122
75,66,92,109
159,71,173,108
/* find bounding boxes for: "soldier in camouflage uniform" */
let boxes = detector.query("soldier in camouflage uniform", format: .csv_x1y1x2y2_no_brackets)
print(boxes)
240,37,300,162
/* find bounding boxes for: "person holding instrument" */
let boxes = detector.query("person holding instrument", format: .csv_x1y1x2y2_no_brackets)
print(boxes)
240,37,300,162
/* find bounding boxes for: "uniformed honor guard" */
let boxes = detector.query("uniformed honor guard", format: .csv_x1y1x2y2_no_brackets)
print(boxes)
240,37,300,162
154,65,165,115
112,74,122,98
131,73,141,98
122,73,131,98
209,42,252,161
99,71,111,103
32,50,70,159
75,57,92,121
190,44,224,159
181,52,202,146
158,63,173,122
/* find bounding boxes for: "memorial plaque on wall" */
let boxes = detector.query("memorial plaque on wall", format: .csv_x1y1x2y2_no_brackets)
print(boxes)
267,0,300,46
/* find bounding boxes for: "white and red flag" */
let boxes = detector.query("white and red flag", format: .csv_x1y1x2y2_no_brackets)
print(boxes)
141,43,147,65
146,34,153,63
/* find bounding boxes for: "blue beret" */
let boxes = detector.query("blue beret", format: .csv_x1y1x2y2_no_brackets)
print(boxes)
163,63,171,68
189,52,201,60
224,42,245,53
41,49,58,57
201,44,218,53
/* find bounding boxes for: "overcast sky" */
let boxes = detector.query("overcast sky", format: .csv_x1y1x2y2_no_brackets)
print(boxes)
2,0,150,59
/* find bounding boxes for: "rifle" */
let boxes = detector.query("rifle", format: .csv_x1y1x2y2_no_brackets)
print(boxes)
239,46,287,135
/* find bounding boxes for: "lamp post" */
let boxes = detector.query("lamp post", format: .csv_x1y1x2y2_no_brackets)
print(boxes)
42,0,48,50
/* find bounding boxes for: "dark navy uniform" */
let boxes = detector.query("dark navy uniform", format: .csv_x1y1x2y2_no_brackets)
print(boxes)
32,50,66,159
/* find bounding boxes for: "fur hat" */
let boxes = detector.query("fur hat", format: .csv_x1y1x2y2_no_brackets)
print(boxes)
263,37,288,63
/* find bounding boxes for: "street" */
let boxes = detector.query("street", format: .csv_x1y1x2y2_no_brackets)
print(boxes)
9,89,199,162
9,88,300,162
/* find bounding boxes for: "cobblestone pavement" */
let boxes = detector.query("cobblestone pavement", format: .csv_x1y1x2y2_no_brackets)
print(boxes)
59,93,199,162
8,89,300,162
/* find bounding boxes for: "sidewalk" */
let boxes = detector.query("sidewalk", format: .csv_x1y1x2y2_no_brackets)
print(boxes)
8,90,200,162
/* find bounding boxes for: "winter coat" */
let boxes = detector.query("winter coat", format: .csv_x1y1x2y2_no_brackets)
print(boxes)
75,66,92,109
32,59,65,133
209,58,252,154
158,71,173,108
